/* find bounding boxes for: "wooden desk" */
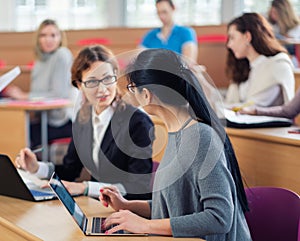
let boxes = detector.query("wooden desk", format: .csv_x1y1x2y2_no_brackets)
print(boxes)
226,127,300,194
0,195,204,241
0,99,71,161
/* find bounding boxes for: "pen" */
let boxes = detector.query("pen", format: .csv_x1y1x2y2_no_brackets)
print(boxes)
16,147,43,157
287,129,300,134
32,147,43,154
16,147,43,169
232,101,254,112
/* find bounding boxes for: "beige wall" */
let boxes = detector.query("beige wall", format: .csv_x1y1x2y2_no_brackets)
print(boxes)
0,25,229,92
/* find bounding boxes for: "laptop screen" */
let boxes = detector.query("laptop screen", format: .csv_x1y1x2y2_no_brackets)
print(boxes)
49,172,86,230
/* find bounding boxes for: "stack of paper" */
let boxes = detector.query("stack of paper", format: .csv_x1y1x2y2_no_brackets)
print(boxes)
223,109,293,128
0,66,21,92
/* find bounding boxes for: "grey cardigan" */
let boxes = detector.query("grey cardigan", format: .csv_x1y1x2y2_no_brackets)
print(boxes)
30,47,74,126
151,122,252,241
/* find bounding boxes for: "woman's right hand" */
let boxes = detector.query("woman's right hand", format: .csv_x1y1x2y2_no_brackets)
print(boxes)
15,147,39,173
4,85,28,100
238,106,257,115
99,186,129,211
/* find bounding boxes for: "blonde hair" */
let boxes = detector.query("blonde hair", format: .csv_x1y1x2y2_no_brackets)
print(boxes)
34,19,67,60
269,0,300,35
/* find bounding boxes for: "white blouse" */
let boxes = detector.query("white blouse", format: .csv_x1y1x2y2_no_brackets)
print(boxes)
225,53,295,108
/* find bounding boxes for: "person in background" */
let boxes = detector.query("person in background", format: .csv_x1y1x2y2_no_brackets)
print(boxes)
225,12,295,110
4,19,74,148
139,0,198,63
268,0,300,67
99,49,251,240
15,45,153,200
239,87,300,119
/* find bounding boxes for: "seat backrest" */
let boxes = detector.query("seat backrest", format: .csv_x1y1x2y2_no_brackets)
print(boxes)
245,187,300,241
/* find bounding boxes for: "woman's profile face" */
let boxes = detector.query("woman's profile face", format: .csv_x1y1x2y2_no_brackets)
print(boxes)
227,25,249,59
269,6,279,23
38,24,61,53
80,61,117,114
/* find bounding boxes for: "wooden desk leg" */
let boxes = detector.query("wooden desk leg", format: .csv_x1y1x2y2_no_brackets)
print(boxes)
0,109,27,160
25,112,30,146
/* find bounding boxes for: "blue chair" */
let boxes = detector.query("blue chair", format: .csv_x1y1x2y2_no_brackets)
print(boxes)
245,187,300,241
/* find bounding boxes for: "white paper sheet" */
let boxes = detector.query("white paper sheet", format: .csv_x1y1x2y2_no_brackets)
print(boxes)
0,66,21,92
224,109,292,124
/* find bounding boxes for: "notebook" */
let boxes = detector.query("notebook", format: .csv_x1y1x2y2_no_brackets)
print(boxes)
223,109,293,128
49,172,146,236
0,154,57,201
0,66,21,92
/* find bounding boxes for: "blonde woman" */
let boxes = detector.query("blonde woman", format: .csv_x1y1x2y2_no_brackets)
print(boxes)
5,19,74,147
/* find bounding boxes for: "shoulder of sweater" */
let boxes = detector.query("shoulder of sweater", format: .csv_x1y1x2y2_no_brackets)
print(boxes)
55,47,73,58
188,122,215,137
269,52,292,63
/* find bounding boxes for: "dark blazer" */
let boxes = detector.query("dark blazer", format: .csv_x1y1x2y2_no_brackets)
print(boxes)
55,104,154,200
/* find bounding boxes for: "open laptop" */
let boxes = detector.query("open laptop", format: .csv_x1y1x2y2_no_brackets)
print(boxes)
0,154,57,201
49,172,146,236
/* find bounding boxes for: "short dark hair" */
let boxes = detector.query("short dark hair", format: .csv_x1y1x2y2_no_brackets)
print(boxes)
156,0,175,8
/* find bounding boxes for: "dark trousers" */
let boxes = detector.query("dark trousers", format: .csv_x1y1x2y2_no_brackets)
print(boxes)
30,120,72,148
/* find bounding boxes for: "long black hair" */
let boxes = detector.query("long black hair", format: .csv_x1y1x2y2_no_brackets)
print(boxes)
126,48,249,212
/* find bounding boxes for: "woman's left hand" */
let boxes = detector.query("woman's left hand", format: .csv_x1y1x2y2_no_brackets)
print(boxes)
62,180,85,195
104,209,150,234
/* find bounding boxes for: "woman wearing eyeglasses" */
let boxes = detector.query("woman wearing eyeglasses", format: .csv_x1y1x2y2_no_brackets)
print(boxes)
99,49,251,240
15,45,154,200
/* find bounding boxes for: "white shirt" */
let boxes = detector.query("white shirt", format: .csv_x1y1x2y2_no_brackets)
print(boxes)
36,105,127,197
273,24,300,41
92,106,114,167
239,55,281,106
225,53,295,108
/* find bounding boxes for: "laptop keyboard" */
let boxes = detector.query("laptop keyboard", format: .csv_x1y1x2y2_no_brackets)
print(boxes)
92,217,103,233
91,217,124,234
30,189,54,197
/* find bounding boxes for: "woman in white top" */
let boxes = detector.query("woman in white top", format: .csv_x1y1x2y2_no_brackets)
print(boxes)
225,12,295,109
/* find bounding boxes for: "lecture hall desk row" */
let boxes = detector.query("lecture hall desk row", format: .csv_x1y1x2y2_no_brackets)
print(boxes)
226,126,300,195
0,195,205,241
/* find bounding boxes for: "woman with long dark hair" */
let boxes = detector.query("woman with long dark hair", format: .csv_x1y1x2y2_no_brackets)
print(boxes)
225,13,295,109
99,49,251,240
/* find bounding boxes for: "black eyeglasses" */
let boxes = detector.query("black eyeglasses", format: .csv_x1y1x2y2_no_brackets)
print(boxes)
82,75,117,88
126,83,137,93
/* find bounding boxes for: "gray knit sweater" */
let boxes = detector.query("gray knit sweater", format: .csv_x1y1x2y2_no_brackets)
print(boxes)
30,47,74,126
151,122,252,241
